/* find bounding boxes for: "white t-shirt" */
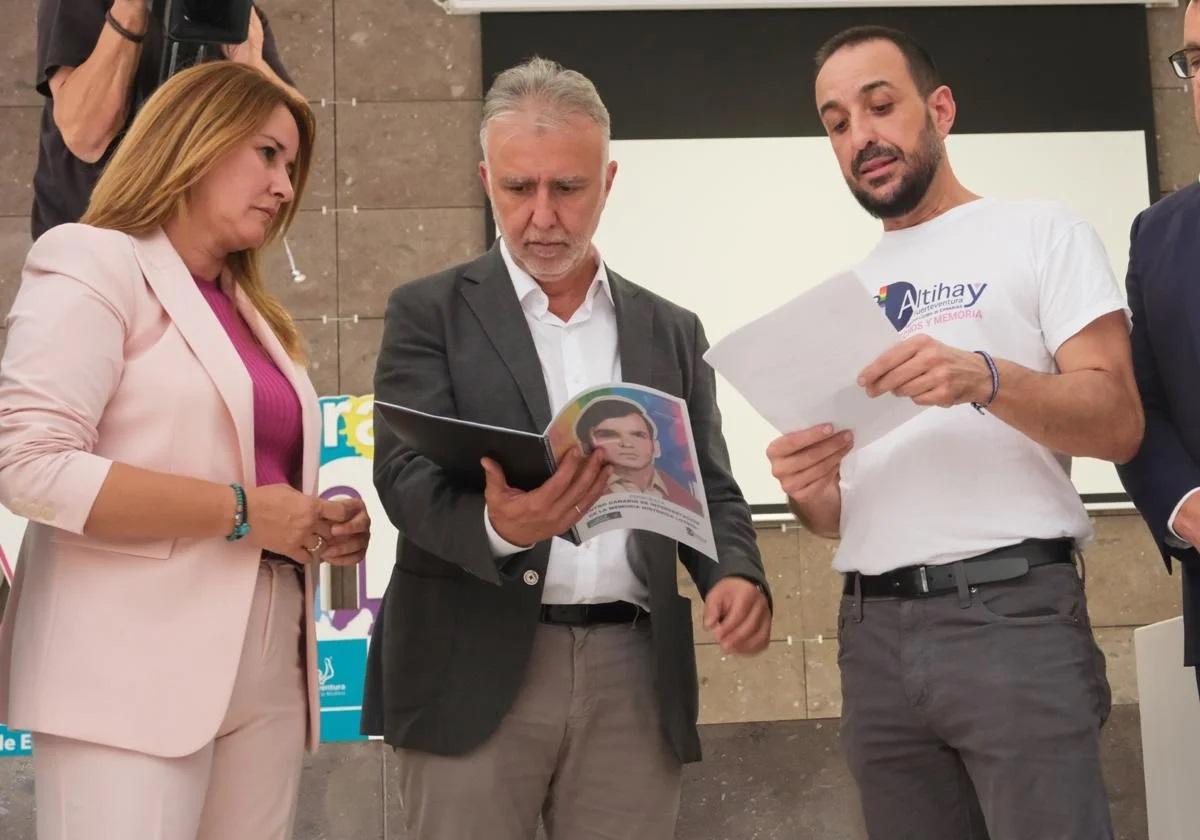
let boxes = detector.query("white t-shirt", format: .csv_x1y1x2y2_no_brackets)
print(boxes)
835,198,1128,575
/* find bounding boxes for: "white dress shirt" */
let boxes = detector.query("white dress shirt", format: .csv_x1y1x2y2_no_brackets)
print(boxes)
482,239,650,610
1168,488,1200,549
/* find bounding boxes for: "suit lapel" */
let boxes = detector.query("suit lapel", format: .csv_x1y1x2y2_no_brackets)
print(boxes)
610,270,655,389
460,246,553,432
1185,268,1200,373
230,280,321,495
610,272,686,583
1184,206,1200,369
130,229,257,484
1155,192,1200,371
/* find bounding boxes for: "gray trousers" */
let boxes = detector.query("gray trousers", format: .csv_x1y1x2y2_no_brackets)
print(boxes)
393,621,682,840
838,563,1113,840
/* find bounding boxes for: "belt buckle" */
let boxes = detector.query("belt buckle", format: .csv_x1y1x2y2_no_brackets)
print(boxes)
547,605,579,625
918,566,930,595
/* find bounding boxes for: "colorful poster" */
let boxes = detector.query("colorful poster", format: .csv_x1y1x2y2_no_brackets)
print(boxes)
314,394,392,742
0,723,32,758
317,637,369,741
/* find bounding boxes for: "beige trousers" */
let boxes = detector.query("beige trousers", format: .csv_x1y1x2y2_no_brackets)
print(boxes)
395,620,683,840
34,558,308,840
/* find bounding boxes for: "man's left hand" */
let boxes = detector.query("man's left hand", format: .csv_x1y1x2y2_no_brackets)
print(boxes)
858,333,992,408
703,577,771,655
222,7,265,66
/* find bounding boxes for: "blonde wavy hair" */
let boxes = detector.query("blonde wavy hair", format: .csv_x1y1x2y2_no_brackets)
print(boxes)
82,61,316,360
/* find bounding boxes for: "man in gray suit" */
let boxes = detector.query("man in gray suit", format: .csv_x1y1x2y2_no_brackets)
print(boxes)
363,58,772,840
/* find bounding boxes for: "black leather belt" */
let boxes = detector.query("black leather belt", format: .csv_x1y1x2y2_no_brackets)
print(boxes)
540,601,648,626
843,538,1074,599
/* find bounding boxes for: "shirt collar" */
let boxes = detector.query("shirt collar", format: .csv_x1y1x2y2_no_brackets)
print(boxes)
607,469,669,497
498,238,613,322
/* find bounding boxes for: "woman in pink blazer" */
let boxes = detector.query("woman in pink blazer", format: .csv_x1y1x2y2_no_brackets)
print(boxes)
0,61,369,840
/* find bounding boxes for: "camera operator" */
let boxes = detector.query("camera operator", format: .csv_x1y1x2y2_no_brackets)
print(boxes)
31,0,296,240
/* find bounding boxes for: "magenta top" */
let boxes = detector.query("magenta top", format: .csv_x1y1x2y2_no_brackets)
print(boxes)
194,276,303,488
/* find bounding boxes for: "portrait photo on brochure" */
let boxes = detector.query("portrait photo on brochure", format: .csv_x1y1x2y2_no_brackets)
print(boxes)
552,389,704,515
547,384,717,559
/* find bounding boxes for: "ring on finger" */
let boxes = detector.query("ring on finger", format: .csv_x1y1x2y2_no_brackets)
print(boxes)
573,504,583,516
306,534,326,555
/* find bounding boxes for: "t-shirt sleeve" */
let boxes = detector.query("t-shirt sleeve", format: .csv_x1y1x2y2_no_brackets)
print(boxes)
36,0,106,97
256,6,296,88
1036,218,1130,356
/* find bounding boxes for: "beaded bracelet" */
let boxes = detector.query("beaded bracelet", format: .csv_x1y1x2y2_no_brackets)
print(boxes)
226,483,250,542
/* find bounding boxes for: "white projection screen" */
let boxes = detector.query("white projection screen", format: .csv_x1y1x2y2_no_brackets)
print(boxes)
593,132,1151,511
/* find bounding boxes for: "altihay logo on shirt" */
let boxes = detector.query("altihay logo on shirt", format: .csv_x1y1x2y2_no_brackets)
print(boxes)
876,280,988,333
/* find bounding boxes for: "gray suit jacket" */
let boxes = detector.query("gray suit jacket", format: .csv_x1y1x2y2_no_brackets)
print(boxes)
361,244,767,763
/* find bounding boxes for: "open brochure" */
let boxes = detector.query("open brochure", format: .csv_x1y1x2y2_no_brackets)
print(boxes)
376,383,718,561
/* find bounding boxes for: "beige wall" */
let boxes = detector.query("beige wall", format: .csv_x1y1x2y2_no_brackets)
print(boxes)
1150,5,1200,193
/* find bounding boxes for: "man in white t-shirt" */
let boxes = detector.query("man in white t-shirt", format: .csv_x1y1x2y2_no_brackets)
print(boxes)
766,25,1144,840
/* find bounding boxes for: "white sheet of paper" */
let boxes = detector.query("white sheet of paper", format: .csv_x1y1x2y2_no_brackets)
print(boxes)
704,272,925,449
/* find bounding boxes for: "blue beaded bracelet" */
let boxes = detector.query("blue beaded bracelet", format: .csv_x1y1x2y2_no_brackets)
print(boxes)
226,483,250,542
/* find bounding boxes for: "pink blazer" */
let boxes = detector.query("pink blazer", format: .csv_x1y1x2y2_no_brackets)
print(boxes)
0,223,322,757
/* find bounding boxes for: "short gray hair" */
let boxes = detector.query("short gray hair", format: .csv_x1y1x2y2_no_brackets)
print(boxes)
480,57,611,155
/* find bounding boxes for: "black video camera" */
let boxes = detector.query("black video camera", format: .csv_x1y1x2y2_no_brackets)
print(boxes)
156,0,255,83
